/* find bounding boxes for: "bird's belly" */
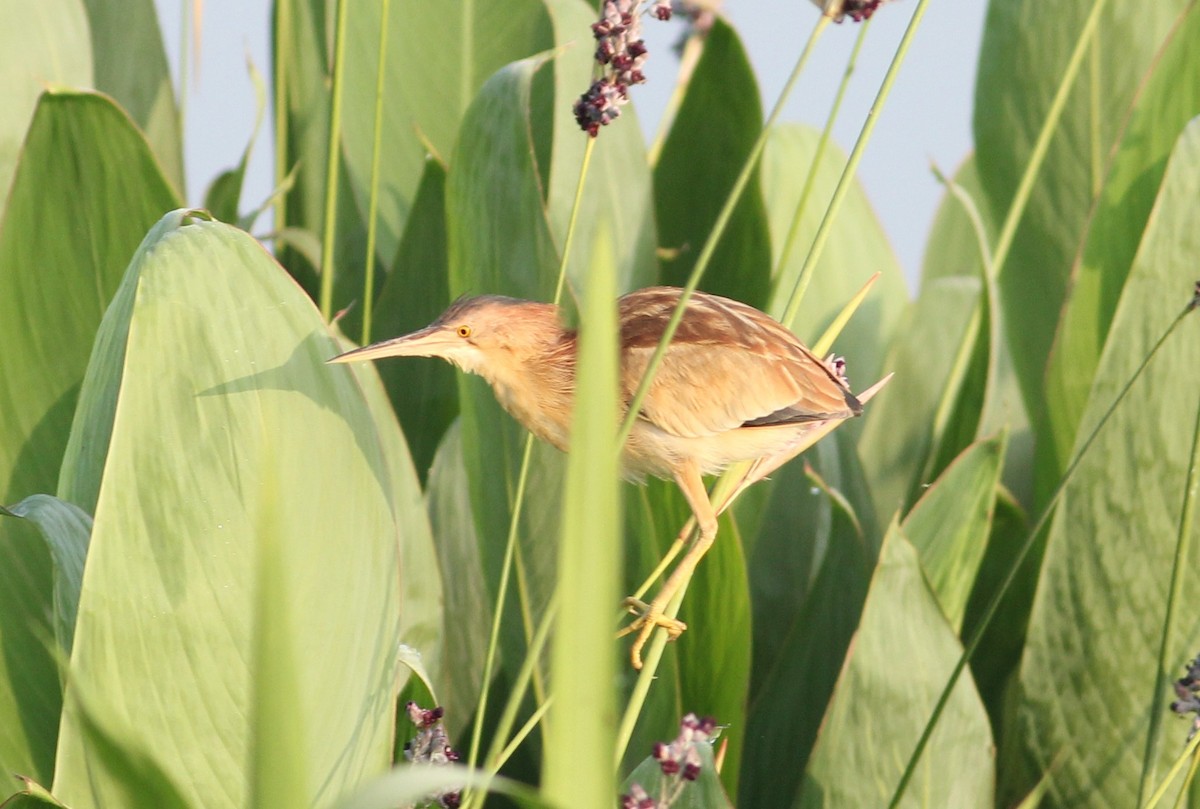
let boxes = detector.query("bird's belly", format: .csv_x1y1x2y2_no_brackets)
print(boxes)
622,420,825,479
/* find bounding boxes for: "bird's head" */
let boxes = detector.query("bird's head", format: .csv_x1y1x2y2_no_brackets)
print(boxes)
327,294,565,378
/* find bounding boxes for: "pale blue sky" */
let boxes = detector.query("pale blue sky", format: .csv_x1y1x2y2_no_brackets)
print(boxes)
153,0,988,290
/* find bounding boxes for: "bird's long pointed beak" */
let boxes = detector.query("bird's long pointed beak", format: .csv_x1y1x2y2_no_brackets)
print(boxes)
326,325,450,364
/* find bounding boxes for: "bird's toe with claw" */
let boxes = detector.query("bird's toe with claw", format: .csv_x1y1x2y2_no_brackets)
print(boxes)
618,597,687,669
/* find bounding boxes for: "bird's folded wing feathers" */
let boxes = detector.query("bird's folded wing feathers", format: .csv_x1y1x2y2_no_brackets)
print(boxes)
621,340,854,439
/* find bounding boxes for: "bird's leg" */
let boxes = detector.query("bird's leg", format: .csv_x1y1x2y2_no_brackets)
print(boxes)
620,462,718,669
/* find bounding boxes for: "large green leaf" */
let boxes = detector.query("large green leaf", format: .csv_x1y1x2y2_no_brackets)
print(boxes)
901,433,1007,632
53,212,402,808
796,525,994,808
80,0,183,193
761,124,908,388
652,16,771,308
1042,7,1200,488
973,0,1191,433
339,0,553,271
1015,118,1200,808
0,0,91,208
0,90,177,784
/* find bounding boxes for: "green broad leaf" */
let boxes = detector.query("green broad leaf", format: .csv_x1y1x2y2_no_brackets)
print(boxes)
540,0,658,294
857,276,982,521
445,56,564,664
796,524,994,808
0,0,91,209
52,212,402,808
339,0,553,272
901,432,1008,632
652,15,771,309
0,89,177,784
739,464,872,809
761,123,908,388
370,159,456,481
80,0,184,194
621,736,735,809
543,224,620,808
1043,7,1200,491
973,0,1191,433
423,421,490,733
1014,118,1200,808
0,496,91,656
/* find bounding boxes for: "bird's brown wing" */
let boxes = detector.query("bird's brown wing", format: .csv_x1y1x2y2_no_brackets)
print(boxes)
618,288,858,439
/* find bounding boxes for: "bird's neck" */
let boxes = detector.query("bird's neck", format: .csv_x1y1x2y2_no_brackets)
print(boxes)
476,334,576,453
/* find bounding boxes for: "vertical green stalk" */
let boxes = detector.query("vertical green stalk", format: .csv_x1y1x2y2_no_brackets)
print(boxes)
178,0,190,162
888,302,1198,808
1138,394,1200,803
318,0,350,321
781,0,933,329
273,0,291,233
771,19,869,309
361,0,392,345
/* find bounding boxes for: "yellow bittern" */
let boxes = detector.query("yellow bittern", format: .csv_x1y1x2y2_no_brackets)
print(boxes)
330,286,871,668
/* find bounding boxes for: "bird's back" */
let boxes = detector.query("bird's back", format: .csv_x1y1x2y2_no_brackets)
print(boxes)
617,287,859,476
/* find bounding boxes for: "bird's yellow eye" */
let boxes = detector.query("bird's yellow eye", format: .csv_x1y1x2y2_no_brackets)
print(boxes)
457,325,471,338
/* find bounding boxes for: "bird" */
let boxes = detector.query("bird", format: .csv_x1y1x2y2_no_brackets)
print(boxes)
329,286,872,668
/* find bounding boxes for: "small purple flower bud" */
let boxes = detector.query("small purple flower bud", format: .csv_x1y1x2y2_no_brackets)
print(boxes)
683,761,701,781
652,1,671,20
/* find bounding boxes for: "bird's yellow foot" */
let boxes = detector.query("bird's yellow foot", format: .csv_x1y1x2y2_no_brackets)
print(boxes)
617,597,687,669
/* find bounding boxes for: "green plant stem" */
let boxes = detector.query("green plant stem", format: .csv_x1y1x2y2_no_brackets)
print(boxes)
889,303,1198,808
781,0,931,329
318,0,350,321
1144,728,1200,809
615,14,830,452
178,0,190,186
360,0,392,345
772,19,869,311
273,1,290,233
1172,750,1200,809
987,0,1111,285
1138,387,1200,802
